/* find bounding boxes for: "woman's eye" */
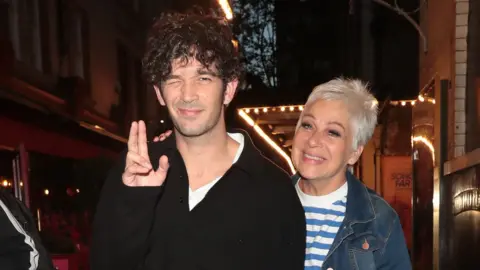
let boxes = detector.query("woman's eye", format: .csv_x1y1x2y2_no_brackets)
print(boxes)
328,130,341,137
300,122,312,129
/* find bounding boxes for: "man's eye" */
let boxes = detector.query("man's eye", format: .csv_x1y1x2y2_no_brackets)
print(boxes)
198,77,212,82
166,80,181,85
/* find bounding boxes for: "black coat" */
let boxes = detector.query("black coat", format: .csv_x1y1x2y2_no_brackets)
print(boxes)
91,130,306,270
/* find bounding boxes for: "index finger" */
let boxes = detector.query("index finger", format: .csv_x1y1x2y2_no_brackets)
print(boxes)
128,122,139,153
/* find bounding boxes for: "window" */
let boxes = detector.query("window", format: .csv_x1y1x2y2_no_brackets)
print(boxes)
9,0,43,71
56,2,90,81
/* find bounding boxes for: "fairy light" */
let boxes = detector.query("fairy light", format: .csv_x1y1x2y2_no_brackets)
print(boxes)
263,108,268,113
238,110,296,174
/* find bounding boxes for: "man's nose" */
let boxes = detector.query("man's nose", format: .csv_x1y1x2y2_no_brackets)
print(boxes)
180,81,199,103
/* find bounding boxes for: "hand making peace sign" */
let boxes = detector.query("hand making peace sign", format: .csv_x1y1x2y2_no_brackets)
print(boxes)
122,120,170,187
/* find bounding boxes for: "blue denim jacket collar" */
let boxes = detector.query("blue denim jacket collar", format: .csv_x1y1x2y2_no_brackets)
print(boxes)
292,171,376,262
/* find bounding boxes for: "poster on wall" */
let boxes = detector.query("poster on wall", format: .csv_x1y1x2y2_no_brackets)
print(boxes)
381,155,412,249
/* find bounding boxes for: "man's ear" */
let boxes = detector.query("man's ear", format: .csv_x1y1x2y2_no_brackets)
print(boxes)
223,79,239,106
154,85,166,106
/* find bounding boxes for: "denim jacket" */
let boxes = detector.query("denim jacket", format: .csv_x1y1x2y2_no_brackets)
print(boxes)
292,172,412,270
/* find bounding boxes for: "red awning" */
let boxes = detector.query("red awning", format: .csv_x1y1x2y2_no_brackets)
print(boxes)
0,115,119,159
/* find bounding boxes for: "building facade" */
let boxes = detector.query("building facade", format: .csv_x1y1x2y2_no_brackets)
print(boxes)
413,0,480,269
0,0,218,267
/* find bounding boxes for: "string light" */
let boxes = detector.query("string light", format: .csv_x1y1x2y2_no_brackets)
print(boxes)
412,135,435,164
217,0,233,20
238,110,296,174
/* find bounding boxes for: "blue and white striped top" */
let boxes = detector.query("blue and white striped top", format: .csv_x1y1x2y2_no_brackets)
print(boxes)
295,181,348,269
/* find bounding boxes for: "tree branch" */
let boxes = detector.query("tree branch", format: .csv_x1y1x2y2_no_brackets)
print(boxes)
372,0,428,53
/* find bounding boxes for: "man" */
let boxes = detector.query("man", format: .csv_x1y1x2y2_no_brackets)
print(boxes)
0,189,55,270
90,10,306,270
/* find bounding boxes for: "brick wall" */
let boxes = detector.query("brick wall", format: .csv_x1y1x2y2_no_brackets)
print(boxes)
455,0,469,157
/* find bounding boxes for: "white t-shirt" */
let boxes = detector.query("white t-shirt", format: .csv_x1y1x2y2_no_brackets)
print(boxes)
188,133,245,210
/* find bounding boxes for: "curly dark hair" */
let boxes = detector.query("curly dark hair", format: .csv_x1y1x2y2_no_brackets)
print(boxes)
142,9,243,87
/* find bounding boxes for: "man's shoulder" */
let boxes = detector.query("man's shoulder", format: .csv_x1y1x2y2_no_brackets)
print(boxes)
247,149,292,181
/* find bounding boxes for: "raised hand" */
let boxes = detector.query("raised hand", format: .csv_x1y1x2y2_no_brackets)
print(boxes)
153,130,173,142
122,121,169,187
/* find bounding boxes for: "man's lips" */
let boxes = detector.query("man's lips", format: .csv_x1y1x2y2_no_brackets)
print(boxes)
177,108,203,116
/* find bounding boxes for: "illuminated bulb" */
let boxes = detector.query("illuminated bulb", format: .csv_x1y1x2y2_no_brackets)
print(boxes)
280,107,286,112
245,109,250,113
254,108,259,114
44,189,49,195
76,189,80,193
299,106,304,111
289,106,294,111
411,101,416,105
263,108,268,113
160,120,164,124
2,180,8,187
419,95,425,102
431,99,436,104
20,182,23,187
401,101,406,106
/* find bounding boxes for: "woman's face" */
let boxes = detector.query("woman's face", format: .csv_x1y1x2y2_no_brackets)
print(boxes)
292,99,363,182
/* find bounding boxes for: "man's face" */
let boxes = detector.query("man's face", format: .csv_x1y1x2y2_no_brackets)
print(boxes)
154,58,238,137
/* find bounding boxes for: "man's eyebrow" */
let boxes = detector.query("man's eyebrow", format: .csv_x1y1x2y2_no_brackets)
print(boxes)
197,69,219,76
164,74,181,80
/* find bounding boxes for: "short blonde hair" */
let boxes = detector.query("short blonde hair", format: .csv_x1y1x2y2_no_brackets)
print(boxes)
296,78,378,149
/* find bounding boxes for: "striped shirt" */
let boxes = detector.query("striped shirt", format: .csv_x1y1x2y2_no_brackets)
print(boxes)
295,181,348,269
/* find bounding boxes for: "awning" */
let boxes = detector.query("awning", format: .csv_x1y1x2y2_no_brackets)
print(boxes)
237,105,303,174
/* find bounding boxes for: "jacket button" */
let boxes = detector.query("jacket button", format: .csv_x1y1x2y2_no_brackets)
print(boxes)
327,268,333,270
179,197,183,203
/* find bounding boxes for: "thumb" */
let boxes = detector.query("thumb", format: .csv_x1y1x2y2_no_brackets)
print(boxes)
155,155,169,180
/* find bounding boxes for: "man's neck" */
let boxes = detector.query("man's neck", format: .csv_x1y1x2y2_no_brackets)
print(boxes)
175,126,239,178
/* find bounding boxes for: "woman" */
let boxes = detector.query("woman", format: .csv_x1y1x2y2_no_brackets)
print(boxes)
154,78,411,269
292,78,411,270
